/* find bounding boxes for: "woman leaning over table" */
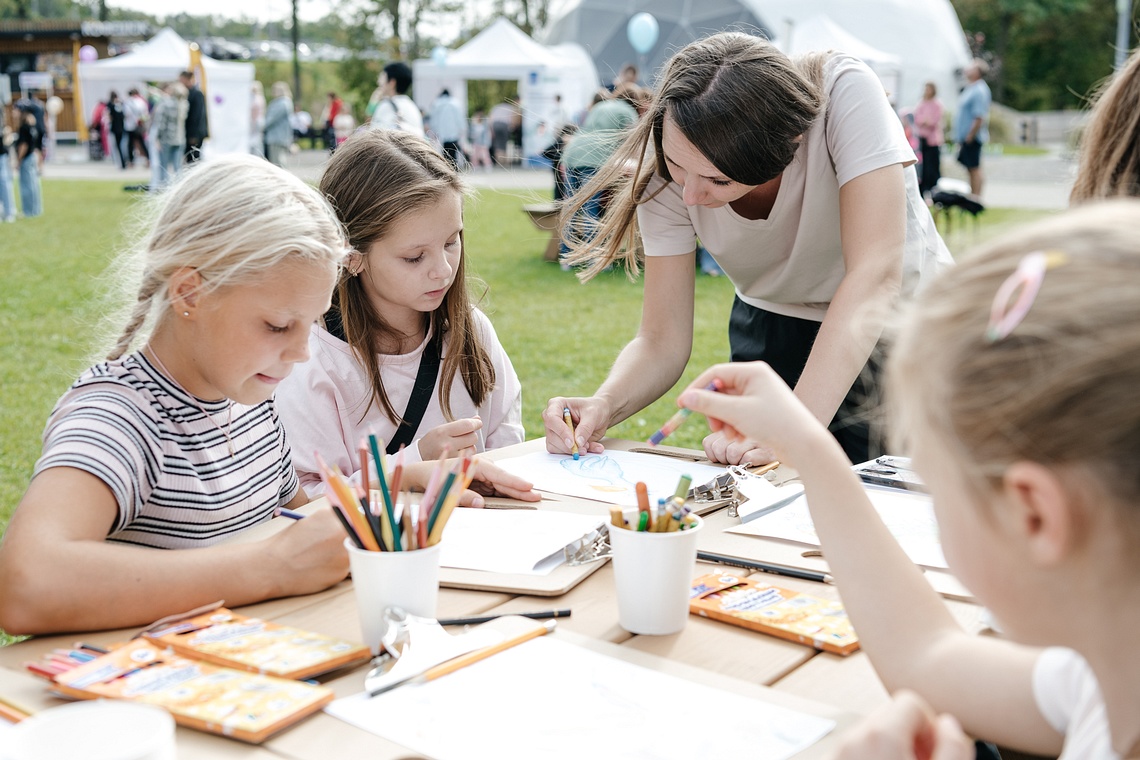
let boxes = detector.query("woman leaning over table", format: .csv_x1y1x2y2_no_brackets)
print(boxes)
544,31,952,466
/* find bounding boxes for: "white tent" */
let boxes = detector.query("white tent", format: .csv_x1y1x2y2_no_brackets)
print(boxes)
774,14,904,105
77,28,254,159
412,19,599,158
545,0,971,111
752,0,970,110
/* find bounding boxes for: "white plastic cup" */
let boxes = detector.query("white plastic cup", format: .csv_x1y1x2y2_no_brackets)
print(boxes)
4,700,176,760
346,539,441,654
609,511,703,635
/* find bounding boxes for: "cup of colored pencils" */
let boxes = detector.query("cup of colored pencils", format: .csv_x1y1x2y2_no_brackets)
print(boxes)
607,477,703,636
319,437,475,654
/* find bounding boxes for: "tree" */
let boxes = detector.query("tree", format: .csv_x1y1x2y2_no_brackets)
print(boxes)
952,0,1136,110
489,0,552,35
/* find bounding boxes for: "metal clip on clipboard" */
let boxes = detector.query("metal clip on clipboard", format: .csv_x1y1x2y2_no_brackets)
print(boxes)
563,525,612,567
683,464,784,519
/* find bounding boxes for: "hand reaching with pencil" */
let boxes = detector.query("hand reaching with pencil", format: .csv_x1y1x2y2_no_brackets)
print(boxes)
678,362,833,466
417,417,483,461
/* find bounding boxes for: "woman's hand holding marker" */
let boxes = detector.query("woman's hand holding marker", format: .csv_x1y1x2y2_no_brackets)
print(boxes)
542,397,609,457
678,362,832,466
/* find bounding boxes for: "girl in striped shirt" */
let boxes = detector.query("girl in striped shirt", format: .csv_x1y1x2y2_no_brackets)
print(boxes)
0,155,535,635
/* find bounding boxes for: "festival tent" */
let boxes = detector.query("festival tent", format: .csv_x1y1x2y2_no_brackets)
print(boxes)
412,18,599,158
77,27,254,158
774,14,903,105
544,0,971,110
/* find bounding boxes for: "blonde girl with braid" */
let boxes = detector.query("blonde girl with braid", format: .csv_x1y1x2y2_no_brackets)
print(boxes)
0,155,534,635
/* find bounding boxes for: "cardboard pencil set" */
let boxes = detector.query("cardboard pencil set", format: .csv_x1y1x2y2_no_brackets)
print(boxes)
31,639,333,743
141,607,371,680
24,608,371,743
689,573,861,656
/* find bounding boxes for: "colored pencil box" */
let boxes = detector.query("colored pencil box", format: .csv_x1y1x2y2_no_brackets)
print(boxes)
29,639,333,743
141,606,370,680
689,573,860,656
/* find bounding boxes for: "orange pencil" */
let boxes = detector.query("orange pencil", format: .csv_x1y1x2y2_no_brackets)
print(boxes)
0,698,30,723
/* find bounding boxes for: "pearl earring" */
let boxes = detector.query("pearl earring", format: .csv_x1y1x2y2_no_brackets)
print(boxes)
183,311,190,317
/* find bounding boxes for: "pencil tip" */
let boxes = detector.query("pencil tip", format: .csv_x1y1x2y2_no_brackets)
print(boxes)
573,452,579,460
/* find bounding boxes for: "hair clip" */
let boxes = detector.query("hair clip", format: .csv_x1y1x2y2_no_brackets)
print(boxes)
984,250,1067,343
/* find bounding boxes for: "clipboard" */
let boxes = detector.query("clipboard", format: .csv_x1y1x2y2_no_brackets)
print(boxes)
696,508,974,602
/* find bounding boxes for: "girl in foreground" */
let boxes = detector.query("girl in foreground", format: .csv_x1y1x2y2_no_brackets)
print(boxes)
278,129,524,491
680,201,1140,758
0,155,534,635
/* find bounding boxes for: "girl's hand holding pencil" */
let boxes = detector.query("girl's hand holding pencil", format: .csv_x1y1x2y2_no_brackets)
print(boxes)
266,505,351,592
677,362,832,466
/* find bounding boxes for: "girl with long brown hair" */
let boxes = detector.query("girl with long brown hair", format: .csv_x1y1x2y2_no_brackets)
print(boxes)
277,130,524,492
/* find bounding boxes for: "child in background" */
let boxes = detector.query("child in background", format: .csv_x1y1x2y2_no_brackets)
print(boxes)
678,201,1140,759
277,129,524,493
0,155,535,635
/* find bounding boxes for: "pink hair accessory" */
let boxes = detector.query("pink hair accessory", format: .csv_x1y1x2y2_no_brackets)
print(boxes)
985,250,1068,342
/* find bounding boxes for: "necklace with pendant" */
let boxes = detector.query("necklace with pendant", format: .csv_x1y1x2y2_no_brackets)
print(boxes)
143,345,235,456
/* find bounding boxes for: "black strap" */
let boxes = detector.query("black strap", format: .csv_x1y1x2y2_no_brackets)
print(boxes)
324,308,442,456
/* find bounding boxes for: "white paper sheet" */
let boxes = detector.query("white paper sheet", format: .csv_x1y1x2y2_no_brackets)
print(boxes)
438,509,604,575
728,486,948,569
495,450,727,508
326,636,835,760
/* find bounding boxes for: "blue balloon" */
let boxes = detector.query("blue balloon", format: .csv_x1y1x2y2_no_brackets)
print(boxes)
626,12,659,55
431,45,448,66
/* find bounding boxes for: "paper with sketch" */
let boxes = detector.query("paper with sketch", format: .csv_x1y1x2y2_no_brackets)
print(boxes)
728,486,948,569
495,450,727,507
439,508,604,575
326,636,835,759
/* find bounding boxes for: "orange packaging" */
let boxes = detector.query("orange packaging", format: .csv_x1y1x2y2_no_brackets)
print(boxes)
47,639,333,743
142,607,370,680
689,572,860,655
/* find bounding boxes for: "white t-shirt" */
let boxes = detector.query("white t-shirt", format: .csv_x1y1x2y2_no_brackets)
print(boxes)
371,94,425,138
638,54,952,322
276,308,524,495
1033,647,1118,759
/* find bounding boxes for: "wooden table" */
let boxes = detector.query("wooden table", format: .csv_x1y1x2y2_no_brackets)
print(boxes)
0,438,984,758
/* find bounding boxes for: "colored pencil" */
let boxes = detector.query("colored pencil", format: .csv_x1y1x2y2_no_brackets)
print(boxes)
563,407,579,460
368,433,400,551
647,379,723,446
437,609,572,626
696,550,834,584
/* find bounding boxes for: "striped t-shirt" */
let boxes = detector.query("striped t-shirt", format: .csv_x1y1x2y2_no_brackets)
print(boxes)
33,353,300,549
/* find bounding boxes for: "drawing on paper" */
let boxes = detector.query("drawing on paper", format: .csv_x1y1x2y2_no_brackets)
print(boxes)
494,450,728,507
